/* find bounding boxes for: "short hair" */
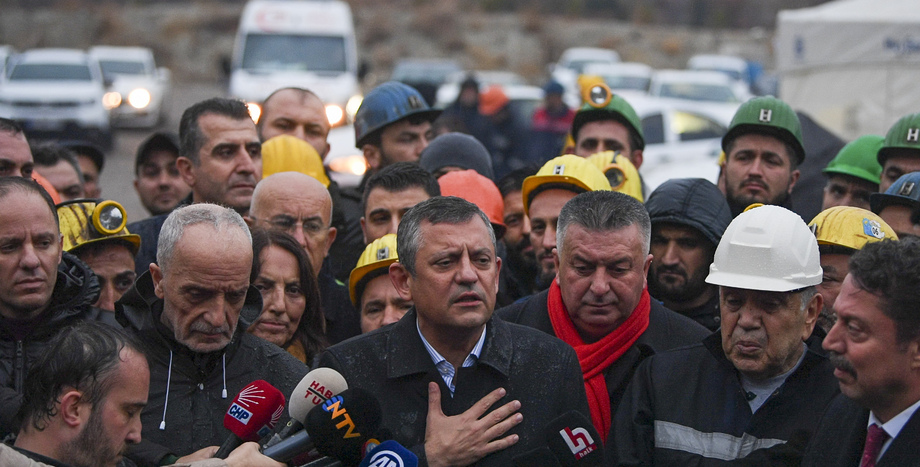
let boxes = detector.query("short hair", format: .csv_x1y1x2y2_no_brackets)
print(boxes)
848,238,920,344
397,196,495,277
362,161,440,211
179,97,252,164
250,228,326,361
157,203,252,272
557,191,651,256
30,142,83,180
0,176,58,227
497,165,539,199
17,321,144,432
725,135,802,170
0,117,25,136
257,87,321,134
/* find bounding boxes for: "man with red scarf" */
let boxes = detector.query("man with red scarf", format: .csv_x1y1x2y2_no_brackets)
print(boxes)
497,190,708,441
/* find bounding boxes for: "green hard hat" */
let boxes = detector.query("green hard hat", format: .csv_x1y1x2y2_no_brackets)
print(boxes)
571,83,645,151
823,135,884,185
722,96,806,166
877,112,920,166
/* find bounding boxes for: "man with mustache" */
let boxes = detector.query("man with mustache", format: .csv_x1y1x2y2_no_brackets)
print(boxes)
130,97,263,276
645,178,732,331
497,166,539,302
803,238,920,467
719,96,806,218
611,204,838,465
318,197,590,466
117,203,307,466
499,191,708,441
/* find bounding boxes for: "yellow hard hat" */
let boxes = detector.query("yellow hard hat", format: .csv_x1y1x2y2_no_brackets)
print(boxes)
521,155,611,214
809,206,897,251
349,234,399,306
57,199,141,255
586,151,643,202
261,135,331,187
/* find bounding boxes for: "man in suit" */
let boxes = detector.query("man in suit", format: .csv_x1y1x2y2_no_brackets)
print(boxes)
803,237,920,466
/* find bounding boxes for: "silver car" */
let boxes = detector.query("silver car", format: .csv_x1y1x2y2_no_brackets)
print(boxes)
90,46,170,128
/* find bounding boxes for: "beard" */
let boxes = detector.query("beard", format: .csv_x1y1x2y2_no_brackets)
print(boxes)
648,261,711,304
726,184,791,217
506,235,538,273
60,402,123,467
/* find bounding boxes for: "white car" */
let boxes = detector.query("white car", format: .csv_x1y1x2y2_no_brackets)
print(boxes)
687,54,750,87
582,62,653,96
89,46,170,128
0,48,111,147
649,69,749,104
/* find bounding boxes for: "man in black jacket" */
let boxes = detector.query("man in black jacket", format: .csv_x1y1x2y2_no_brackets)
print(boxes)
0,176,110,438
804,238,920,467
118,203,308,466
497,191,708,442
318,197,590,466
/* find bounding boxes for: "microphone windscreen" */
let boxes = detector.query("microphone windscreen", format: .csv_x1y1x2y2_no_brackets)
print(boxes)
289,368,349,423
306,387,383,466
223,380,286,442
545,411,605,466
358,440,418,467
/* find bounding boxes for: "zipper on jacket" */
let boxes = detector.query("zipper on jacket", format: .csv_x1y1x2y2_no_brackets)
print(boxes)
14,340,23,392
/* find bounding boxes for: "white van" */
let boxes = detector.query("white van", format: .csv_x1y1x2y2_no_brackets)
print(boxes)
229,0,362,127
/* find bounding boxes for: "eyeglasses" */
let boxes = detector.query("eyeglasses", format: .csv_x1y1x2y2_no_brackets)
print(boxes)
253,216,327,236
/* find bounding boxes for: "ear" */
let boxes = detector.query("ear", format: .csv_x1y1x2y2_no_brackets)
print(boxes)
320,142,331,161
323,227,337,258
57,234,63,264
150,263,166,299
363,145,382,171
630,149,644,170
801,292,823,340
788,169,801,193
389,262,413,301
493,256,502,292
717,166,727,194
642,254,653,288
133,178,139,191
908,340,920,371
360,217,369,244
553,247,560,276
59,390,88,428
176,157,196,187
244,216,255,228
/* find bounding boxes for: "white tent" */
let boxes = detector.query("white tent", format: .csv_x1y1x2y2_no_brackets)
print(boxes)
775,0,920,140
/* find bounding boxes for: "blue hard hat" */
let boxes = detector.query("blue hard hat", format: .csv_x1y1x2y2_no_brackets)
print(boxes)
354,82,442,148
870,171,920,214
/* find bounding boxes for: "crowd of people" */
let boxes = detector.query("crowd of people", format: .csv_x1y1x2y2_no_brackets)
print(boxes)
1,73,919,467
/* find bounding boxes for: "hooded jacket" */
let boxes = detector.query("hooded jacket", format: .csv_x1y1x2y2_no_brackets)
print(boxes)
117,273,309,465
0,252,107,438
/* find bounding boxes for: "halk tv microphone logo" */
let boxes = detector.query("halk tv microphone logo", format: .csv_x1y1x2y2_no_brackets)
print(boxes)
560,426,597,459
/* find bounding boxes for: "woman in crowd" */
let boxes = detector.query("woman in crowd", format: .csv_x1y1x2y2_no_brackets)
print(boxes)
248,228,326,363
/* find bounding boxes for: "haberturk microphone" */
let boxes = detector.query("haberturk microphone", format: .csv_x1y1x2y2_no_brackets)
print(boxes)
358,440,418,467
545,411,605,466
214,380,286,458
264,368,348,450
306,388,383,466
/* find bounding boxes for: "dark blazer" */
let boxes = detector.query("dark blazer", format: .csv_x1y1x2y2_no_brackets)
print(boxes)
496,289,709,420
802,393,920,467
317,308,591,467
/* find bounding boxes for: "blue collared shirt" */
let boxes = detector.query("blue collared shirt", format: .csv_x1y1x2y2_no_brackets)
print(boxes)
417,319,486,395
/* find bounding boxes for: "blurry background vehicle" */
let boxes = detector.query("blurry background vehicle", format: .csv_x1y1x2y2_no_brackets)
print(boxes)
89,46,170,128
227,0,363,128
0,45,14,79
649,69,750,103
550,47,621,107
390,58,461,106
0,48,112,148
582,62,653,98
434,69,528,107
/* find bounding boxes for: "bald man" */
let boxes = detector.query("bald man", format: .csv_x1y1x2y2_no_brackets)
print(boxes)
248,172,360,344
257,88,331,160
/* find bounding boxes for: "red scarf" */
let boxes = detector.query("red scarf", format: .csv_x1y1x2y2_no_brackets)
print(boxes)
547,278,651,441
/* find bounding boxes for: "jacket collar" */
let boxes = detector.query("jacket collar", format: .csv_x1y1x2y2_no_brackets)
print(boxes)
385,308,512,380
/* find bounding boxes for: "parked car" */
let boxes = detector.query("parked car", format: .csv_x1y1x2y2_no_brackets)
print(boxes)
551,47,621,107
582,62,653,97
0,45,15,79
390,58,461,106
89,46,171,128
0,48,111,148
649,69,749,104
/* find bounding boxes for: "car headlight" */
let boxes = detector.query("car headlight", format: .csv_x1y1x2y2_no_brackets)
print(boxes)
345,95,363,118
128,88,152,109
246,102,262,124
326,104,345,126
102,92,122,109
328,154,367,176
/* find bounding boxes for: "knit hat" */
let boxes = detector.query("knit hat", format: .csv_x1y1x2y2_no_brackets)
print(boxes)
479,85,510,116
438,169,506,237
419,132,494,180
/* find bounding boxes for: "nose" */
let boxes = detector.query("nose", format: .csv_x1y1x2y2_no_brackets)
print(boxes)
660,241,679,266
521,214,531,236
236,149,259,177
823,318,845,353
19,242,41,270
543,223,557,251
747,156,766,176
415,134,430,158
388,215,401,237
262,286,285,316
588,267,611,297
95,282,117,312
455,254,479,284
126,415,143,444
736,304,762,330
202,298,229,329
381,304,405,327
289,226,308,250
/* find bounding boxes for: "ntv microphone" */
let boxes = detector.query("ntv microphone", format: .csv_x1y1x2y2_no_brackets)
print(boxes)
305,387,383,466
214,380,285,459
545,411,605,466
263,368,348,450
358,440,418,467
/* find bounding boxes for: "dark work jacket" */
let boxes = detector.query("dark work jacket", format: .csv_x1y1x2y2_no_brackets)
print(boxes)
326,177,366,284
0,253,109,438
495,288,709,422
672,292,721,332
802,393,920,467
318,263,361,345
117,272,309,466
128,213,168,277
316,308,591,466
611,333,839,466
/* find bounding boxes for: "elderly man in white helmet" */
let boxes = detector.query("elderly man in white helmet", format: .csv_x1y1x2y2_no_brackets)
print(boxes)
610,204,839,466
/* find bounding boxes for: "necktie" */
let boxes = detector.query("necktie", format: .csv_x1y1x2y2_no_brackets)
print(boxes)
860,423,889,467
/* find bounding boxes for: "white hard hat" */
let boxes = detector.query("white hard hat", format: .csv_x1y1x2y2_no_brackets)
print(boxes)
706,204,822,292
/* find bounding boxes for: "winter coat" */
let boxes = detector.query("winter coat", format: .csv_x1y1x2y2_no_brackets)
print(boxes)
117,272,309,466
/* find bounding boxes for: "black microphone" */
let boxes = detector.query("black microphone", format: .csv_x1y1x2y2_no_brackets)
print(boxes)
306,388,383,466
262,428,313,462
544,411,605,466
